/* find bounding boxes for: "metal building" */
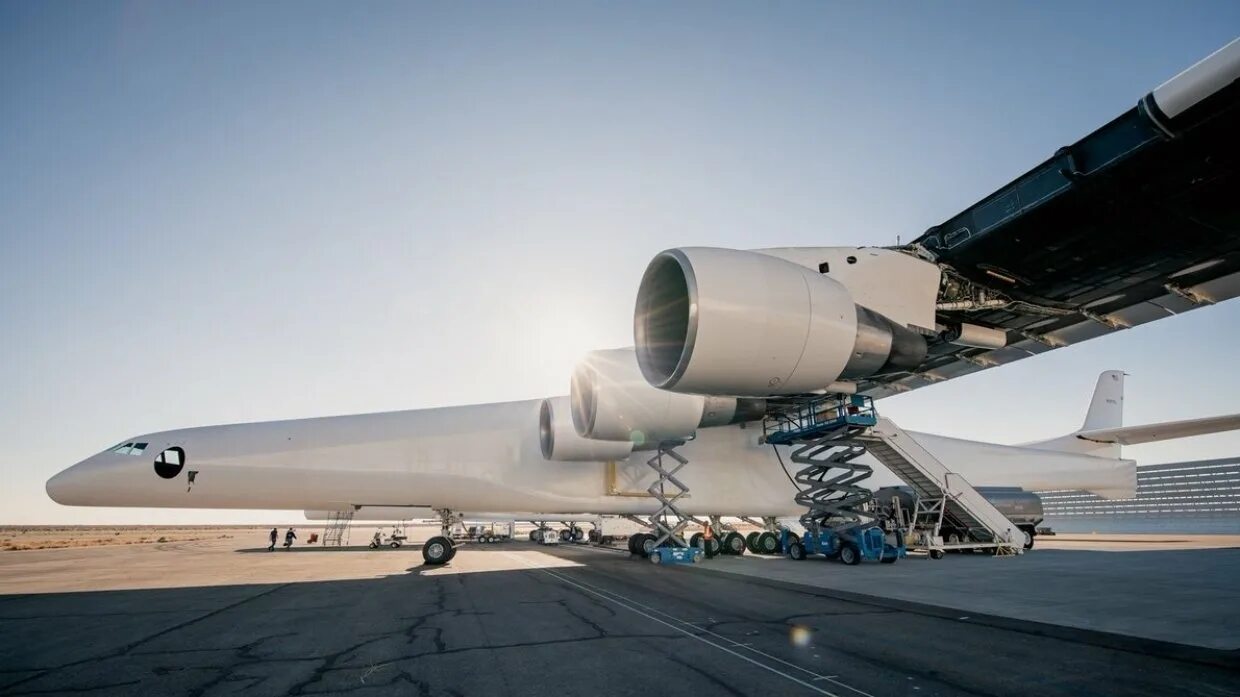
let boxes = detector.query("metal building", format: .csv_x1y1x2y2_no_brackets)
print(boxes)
1039,457,1240,533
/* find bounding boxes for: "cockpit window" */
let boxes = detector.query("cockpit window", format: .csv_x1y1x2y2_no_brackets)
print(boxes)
154,447,185,479
110,442,148,456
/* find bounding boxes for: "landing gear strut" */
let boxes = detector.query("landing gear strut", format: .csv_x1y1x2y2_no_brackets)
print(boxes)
423,508,459,565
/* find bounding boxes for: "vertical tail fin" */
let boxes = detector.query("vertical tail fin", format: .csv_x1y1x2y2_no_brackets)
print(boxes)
1024,370,1125,458
1081,370,1124,431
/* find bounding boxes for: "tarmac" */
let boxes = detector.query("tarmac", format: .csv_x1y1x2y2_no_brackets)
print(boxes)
1,531,1238,696
695,536,1240,651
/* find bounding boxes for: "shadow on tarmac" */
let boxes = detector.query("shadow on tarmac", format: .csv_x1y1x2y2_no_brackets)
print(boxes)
2,543,1238,697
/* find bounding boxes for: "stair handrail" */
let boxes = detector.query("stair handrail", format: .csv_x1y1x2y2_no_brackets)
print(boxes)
943,471,1020,545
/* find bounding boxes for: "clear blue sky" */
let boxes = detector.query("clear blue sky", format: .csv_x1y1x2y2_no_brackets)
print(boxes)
2,3,1238,524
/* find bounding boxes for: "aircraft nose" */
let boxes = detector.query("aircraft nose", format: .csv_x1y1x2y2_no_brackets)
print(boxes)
46,457,104,505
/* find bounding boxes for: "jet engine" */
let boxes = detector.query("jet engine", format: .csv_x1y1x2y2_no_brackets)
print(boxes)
539,397,634,461
570,348,764,447
633,247,932,396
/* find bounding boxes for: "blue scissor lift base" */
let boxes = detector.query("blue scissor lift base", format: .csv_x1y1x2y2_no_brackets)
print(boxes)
648,546,704,565
782,524,906,565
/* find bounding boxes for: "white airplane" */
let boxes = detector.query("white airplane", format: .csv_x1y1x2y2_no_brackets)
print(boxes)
46,38,1240,565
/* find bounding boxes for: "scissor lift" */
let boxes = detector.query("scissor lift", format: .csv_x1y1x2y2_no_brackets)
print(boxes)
765,395,1023,562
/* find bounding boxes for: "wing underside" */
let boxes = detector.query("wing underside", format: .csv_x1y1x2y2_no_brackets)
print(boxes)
860,40,1240,399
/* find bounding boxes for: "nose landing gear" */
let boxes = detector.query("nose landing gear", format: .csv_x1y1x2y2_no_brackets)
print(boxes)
423,508,460,565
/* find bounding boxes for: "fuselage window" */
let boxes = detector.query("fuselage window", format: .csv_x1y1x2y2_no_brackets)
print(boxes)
154,447,186,479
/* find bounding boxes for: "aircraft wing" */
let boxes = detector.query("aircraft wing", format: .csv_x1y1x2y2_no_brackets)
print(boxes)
1077,413,1240,446
860,39,1240,399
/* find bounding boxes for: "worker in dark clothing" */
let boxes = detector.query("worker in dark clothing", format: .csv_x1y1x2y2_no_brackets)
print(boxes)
283,528,296,550
267,528,277,551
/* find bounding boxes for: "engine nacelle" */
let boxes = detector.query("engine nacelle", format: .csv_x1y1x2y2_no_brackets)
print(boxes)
633,247,932,396
539,397,634,462
570,348,764,447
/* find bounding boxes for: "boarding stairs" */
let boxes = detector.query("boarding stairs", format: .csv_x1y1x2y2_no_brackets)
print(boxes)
322,508,354,547
765,396,1023,555
857,418,1024,554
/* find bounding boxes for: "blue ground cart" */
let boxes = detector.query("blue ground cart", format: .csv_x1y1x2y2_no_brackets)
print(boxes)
648,546,705,565
782,523,905,565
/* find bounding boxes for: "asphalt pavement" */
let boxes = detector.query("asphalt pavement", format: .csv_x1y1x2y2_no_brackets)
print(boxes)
1,539,1237,696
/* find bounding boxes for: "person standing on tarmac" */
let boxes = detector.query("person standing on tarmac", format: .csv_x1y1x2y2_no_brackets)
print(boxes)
283,527,296,550
267,527,277,551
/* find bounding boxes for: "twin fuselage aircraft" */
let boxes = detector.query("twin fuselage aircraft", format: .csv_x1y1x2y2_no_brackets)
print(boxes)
46,38,1240,560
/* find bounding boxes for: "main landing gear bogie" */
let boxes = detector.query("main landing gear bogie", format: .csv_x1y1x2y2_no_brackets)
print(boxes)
628,532,661,558
756,531,780,554
745,531,761,553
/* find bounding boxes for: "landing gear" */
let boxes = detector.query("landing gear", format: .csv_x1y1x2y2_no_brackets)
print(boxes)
425,509,462,565
628,532,661,558
703,536,721,558
723,531,747,556
746,532,760,551
756,531,780,555
423,536,455,565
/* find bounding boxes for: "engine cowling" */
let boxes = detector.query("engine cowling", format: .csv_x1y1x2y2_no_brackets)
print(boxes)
570,348,764,447
539,397,634,461
633,247,929,396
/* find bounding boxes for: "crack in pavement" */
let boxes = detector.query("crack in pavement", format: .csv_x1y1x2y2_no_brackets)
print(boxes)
2,584,291,694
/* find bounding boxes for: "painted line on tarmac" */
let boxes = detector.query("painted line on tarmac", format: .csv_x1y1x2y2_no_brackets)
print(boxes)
501,551,871,697
556,564,877,697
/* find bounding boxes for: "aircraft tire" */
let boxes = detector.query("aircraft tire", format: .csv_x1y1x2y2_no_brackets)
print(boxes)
757,532,779,555
705,537,722,558
640,534,658,558
423,536,454,565
745,532,760,553
559,528,571,542
724,532,746,556
689,532,704,549
839,543,860,566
